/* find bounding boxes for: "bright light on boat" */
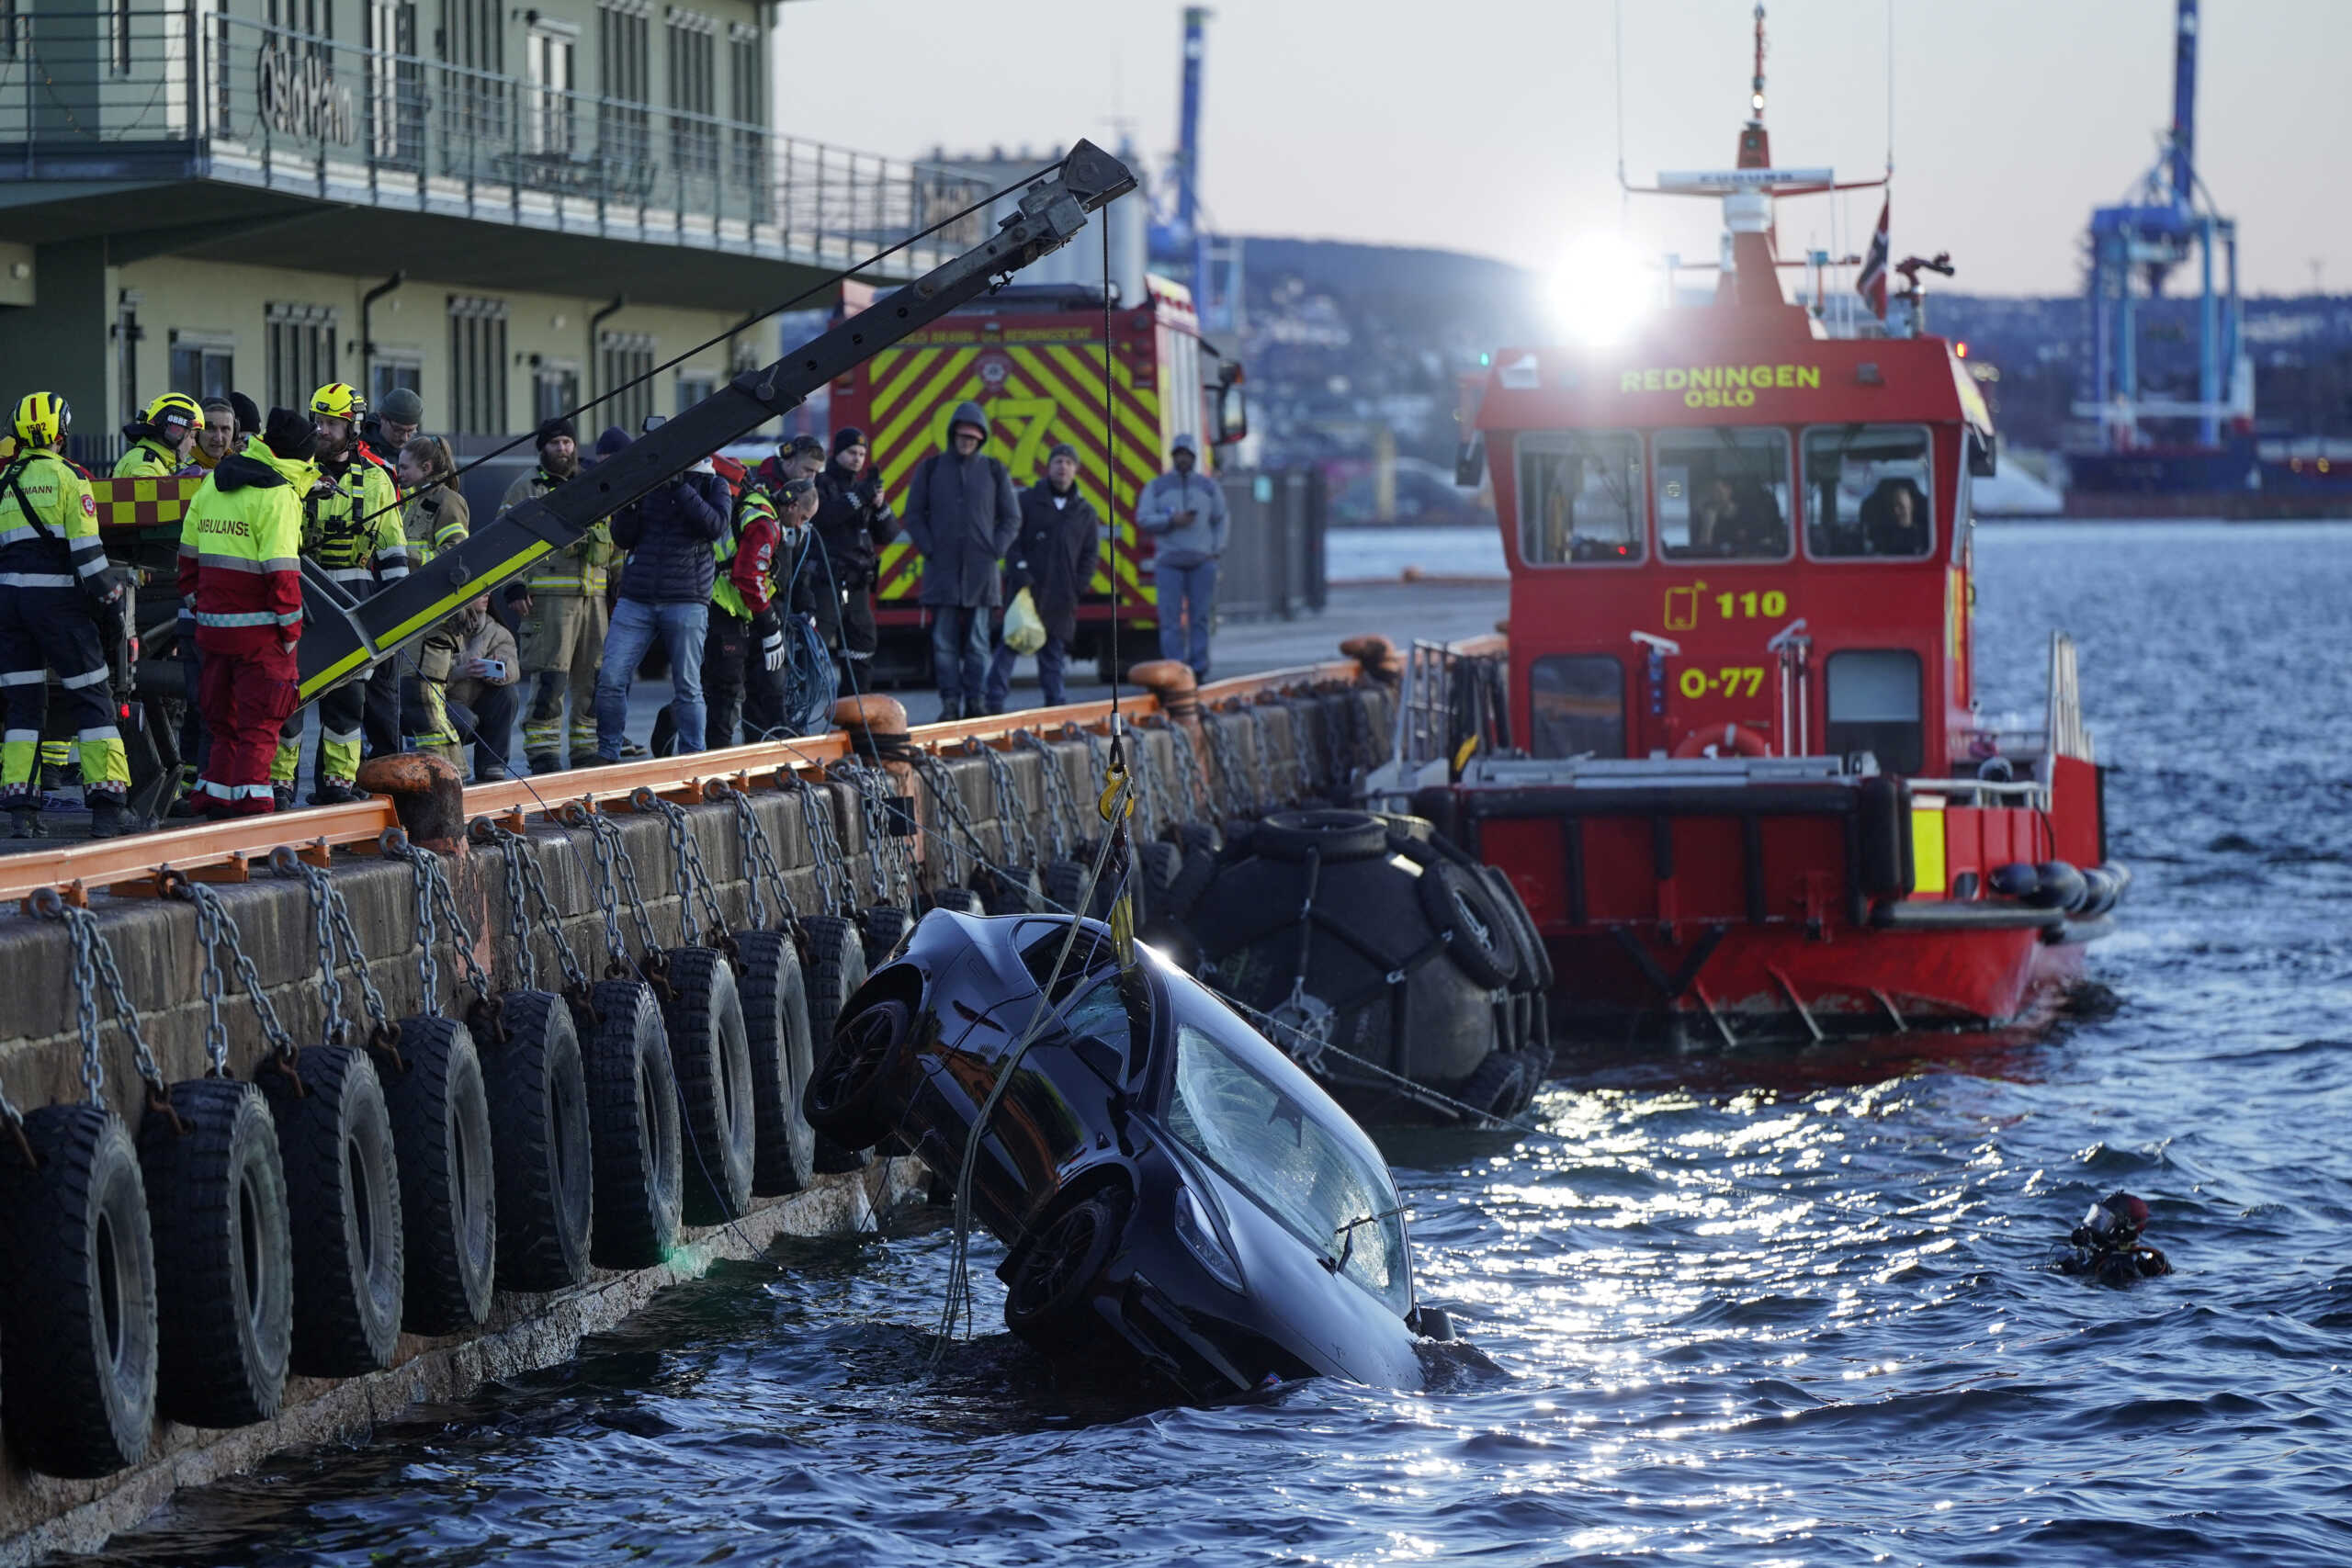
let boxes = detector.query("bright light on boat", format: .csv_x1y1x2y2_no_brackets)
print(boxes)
1548,233,1654,350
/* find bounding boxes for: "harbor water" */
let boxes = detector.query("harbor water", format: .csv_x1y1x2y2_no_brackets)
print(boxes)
63,524,2352,1566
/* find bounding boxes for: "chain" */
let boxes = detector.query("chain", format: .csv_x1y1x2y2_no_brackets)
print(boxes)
636,791,732,946
1199,710,1248,819
846,762,919,909
575,807,663,972
1023,732,1090,860
790,773,857,916
281,855,395,1044
1163,719,1209,822
721,784,797,930
1247,703,1288,808
41,897,167,1107
1324,691,1354,799
486,821,541,991
288,858,351,1046
401,837,446,1007
837,762,894,907
978,742,1041,866
910,752,988,889
176,878,300,1068
391,832,496,1011
481,822,591,995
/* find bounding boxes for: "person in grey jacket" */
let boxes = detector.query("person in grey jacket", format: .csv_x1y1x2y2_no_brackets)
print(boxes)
902,399,1020,719
1136,432,1229,680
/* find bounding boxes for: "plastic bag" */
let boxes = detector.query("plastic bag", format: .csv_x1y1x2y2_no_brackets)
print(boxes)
1002,587,1047,655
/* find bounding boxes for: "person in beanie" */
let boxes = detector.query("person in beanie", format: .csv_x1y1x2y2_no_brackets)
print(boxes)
984,442,1100,711
1136,431,1227,681
358,385,423,471
901,400,1018,720
808,425,899,693
180,408,312,817
503,415,616,772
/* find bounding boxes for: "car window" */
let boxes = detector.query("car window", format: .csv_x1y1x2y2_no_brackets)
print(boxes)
1163,1022,1410,1314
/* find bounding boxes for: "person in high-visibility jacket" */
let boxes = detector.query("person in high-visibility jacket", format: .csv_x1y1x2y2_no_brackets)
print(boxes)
0,393,133,838
395,434,472,767
113,392,200,477
274,383,405,803
704,475,814,746
179,409,311,817
505,417,616,773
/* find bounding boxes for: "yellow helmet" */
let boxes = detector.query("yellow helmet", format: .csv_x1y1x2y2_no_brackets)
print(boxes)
12,391,70,447
309,382,364,422
144,391,201,440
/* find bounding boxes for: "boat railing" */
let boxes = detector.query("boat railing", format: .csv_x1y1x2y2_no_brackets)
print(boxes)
2046,632,2095,761
1911,776,2054,810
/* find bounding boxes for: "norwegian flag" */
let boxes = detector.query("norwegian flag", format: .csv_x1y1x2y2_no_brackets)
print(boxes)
1857,197,1891,320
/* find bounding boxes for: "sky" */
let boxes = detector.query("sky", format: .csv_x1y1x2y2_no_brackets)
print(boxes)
781,0,2347,298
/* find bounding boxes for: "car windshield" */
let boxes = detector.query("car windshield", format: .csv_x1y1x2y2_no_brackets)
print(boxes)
1163,1021,1410,1314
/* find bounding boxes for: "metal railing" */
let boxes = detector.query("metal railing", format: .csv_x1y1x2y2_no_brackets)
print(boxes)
0,6,996,272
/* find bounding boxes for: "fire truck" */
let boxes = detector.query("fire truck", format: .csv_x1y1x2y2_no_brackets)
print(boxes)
826,275,1248,685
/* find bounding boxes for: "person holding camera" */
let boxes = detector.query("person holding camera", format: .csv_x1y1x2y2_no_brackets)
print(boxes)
438,594,520,781
808,426,899,692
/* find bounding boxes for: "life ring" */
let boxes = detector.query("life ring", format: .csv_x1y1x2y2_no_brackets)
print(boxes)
1673,723,1772,760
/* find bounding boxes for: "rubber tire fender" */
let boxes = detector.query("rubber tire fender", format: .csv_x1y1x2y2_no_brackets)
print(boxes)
804,989,912,1151
859,904,917,969
1,1104,157,1477
1003,1185,1128,1343
265,1043,403,1378
1453,1049,1529,1126
1042,857,1091,918
978,863,1043,916
1476,863,1555,994
481,989,594,1292
731,929,817,1196
139,1077,291,1428
384,1015,497,1334
1138,840,1183,908
797,913,873,1172
662,946,757,1225
923,886,984,916
582,978,684,1269
1417,860,1520,990
1252,808,1390,864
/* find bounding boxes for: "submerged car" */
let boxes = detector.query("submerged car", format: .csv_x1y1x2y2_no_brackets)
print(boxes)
804,909,1454,1398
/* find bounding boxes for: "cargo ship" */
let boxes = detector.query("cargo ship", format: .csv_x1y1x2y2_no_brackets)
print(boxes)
1376,30,2126,1044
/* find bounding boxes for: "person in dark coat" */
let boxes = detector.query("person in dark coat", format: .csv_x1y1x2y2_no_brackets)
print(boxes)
590,457,728,761
984,443,1101,711
901,400,1020,720
807,426,899,694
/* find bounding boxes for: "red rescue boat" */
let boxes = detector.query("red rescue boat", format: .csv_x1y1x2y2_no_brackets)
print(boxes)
1381,22,2124,1045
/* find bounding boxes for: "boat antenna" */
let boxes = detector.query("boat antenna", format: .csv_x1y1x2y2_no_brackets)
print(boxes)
1749,2,1767,125
1884,0,1895,177
1612,0,1628,216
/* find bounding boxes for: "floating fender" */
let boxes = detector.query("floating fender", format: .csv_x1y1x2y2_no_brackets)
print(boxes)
384,1015,496,1334
797,914,873,1173
1253,809,1390,864
922,886,985,916
2075,865,2120,919
2029,860,2087,912
662,947,757,1226
1417,861,1520,991
265,1044,403,1377
732,930,817,1197
975,863,1042,916
582,979,683,1269
1,1104,157,1477
803,987,912,1152
1987,862,2041,899
1855,776,1915,898
139,1078,291,1428
481,990,594,1292
859,905,917,969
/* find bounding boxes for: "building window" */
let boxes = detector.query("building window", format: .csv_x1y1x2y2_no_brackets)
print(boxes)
438,0,503,143
1517,431,1644,566
269,0,334,50
599,331,655,434
368,355,421,415
666,7,715,179
534,362,581,425
447,295,508,436
265,302,337,414
525,21,575,155
1528,655,1625,761
1655,426,1792,562
599,0,650,186
675,371,714,415
1803,423,1934,559
1824,649,1924,774
726,25,765,205
111,0,131,74
367,0,421,165
169,333,236,401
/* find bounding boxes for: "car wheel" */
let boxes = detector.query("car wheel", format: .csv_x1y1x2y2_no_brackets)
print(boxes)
1003,1187,1127,1342
804,994,909,1150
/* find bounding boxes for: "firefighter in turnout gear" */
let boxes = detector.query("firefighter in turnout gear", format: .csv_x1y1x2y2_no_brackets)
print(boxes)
276,383,405,803
0,393,133,838
180,408,311,816
506,417,613,772
396,434,472,767
114,392,200,477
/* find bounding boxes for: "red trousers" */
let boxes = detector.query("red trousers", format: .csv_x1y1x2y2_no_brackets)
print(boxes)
196,643,300,816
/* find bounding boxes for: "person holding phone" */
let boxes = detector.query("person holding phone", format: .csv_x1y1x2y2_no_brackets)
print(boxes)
440,594,522,781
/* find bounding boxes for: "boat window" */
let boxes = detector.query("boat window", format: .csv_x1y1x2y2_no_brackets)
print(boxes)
1824,649,1924,773
1515,431,1645,565
1656,427,1792,560
1803,424,1934,558
1529,655,1624,760
1164,1021,1411,1314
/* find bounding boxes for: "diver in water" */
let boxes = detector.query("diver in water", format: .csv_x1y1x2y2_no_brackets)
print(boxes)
2056,1191,2172,1285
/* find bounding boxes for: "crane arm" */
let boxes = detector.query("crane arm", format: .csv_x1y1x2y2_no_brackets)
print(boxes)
297,140,1137,698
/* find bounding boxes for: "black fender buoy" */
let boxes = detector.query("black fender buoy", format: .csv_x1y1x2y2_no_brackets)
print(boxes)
797,914,872,1173
1988,862,2041,899
384,1016,496,1334
1,1103,157,1477
1417,861,1520,990
662,946,756,1225
139,1078,291,1428
1253,809,1390,864
582,979,683,1269
977,863,1041,915
265,1044,403,1377
804,987,911,1152
481,990,594,1292
2030,861,2087,912
732,930,817,1196
922,886,984,916
859,904,917,968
